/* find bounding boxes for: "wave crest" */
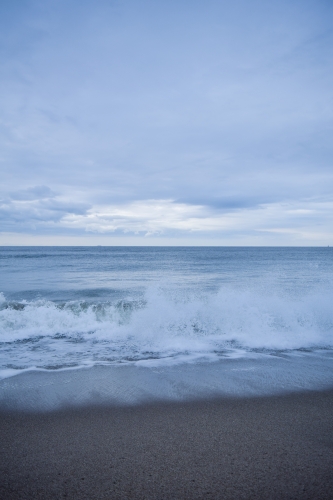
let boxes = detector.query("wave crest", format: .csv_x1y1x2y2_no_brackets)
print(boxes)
1,286,333,373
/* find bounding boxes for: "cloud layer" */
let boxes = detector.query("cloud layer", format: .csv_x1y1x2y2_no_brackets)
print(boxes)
0,0,332,244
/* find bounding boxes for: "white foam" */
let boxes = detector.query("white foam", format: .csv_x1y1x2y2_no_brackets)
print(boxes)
1,285,333,377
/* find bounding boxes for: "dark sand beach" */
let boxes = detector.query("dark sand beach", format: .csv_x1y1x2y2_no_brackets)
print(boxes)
1,390,333,499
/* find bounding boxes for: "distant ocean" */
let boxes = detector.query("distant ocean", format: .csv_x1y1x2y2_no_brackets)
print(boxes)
1,246,333,410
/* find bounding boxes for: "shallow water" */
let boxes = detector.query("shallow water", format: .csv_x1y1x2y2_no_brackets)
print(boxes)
1,246,333,408
1,351,333,412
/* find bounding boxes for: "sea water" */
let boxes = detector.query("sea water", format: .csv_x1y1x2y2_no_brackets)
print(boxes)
1,246,333,410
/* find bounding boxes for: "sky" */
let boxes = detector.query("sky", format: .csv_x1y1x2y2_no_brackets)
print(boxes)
0,0,332,246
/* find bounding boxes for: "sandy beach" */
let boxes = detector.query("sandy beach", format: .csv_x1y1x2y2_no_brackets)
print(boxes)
1,389,333,499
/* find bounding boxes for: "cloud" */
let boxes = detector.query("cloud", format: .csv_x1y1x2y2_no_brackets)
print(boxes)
60,199,333,243
9,185,56,201
0,0,332,244
0,186,90,232
61,200,220,235
0,190,332,244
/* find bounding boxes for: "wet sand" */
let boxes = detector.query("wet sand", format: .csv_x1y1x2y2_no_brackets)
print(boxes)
1,390,333,499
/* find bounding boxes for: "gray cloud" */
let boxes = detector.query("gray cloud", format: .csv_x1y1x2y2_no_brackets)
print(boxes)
0,186,90,232
9,185,56,201
0,0,332,244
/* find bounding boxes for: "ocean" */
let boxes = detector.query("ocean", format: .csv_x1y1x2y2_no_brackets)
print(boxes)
1,246,333,410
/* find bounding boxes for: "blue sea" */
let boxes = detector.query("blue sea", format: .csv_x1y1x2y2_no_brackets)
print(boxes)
1,246,333,410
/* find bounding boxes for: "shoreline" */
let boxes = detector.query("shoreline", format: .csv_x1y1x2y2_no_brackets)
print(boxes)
2,352,333,413
1,389,333,499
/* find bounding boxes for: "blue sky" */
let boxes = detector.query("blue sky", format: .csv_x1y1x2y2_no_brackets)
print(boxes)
1,0,332,245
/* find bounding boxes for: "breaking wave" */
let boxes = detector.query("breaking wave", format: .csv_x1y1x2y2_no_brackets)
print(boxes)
1,286,333,377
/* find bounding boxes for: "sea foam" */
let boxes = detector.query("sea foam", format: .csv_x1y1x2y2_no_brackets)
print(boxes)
1,285,333,378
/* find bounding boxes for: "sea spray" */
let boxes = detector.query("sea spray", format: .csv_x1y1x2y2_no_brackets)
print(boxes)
1,284,333,377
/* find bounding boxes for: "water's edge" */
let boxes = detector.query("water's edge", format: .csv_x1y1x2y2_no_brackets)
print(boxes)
1,352,333,413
